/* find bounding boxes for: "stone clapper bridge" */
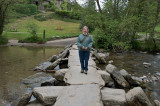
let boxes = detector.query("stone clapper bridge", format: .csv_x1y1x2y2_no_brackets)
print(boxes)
32,44,130,106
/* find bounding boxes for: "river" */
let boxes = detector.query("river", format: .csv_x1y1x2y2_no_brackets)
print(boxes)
0,46,63,106
103,52,160,102
0,47,159,105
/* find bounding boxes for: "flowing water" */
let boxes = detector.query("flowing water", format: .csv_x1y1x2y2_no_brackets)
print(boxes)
0,46,63,106
99,52,160,102
0,46,160,105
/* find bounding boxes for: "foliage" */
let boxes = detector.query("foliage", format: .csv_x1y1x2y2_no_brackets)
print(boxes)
0,36,8,45
26,22,39,36
34,13,53,21
89,0,160,52
12,4,38,16
61,0,67,10
80,0,97,32
47,1,58,12
55,10,81,20
18,35,45,44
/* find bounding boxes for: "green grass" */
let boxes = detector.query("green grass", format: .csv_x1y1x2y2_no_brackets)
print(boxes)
3,12,81,40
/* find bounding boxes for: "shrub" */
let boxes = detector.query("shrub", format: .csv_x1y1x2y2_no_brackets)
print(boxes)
55,10,81,20
0,36,8,45
26,22,39,36
34,14,47,21
18,36,45,44
13,4,37,16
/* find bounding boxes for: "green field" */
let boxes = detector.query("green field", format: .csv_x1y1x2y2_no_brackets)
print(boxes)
3,13,81,40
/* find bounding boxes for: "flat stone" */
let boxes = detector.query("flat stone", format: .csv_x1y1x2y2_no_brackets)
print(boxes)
64,66,105,88
68,59,96,67
101,87,127,106
54,84,103,106
33,86,64,106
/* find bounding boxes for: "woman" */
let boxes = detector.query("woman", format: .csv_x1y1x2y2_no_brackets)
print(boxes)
77,26,93,74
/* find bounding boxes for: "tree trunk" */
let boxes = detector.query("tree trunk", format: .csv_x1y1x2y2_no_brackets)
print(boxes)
95,0,106,31
150,0,160,50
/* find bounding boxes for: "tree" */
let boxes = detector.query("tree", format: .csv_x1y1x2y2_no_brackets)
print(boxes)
149,0,160,50
0,0,18,36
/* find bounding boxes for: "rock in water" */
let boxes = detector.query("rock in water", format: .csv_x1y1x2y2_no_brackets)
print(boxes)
105,64,130,88
101,87,127,106
33,86,64,106
54,84,103,106
17,92,32,106
33,62,52,71
154,100,160,106
48,55,57,62
54,69,68,81
22,72,53,88
46,58,62,70
41,78,57,86
126,87,152,106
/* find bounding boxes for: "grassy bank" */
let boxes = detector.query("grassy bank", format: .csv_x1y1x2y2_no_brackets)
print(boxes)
3,13,81,40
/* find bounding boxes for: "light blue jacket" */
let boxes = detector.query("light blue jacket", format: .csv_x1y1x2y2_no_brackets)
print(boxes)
77,33,93,51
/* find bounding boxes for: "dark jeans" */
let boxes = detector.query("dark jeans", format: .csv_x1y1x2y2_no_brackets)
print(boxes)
78,50,90,71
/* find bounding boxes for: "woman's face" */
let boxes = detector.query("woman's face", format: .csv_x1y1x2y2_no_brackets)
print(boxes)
83,27,88,35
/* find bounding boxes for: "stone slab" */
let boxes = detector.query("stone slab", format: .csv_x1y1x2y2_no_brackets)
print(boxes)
64,66,105,88
33,86,64,106
101,87,126,106
54,84,103,106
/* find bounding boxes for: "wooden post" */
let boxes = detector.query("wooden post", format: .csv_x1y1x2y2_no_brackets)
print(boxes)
43,30,45,40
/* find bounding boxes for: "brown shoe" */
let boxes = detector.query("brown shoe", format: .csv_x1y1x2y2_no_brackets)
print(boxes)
81,70,84,73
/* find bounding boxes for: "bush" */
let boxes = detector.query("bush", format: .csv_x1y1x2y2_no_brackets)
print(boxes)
18,36,45,44
13,4,37,16
26,22,39,36
34,14,47,21
0,36,8,45
34,13,53,21
55,10,81,20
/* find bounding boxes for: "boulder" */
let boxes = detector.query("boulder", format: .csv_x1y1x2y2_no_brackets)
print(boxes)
120,69,129,77
105,64,117,73
97,53,109,59
54,84,103,106
46,58,61,70
131,76,146,88
54,69,68,81
33,86,64,106
48,55,57,62
59,58,68,69
98,70,111,84
33,62,52,71
154,100,160,106
126,87,152,106
22,72,53,88
108,60,113,64
17,92,32,106
120,69,139,87
41,78,57,86
92,51,106,64
101,87,127,106
105,64,130,88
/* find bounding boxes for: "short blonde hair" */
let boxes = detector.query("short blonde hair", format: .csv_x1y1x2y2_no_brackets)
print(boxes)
83,26,89,32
